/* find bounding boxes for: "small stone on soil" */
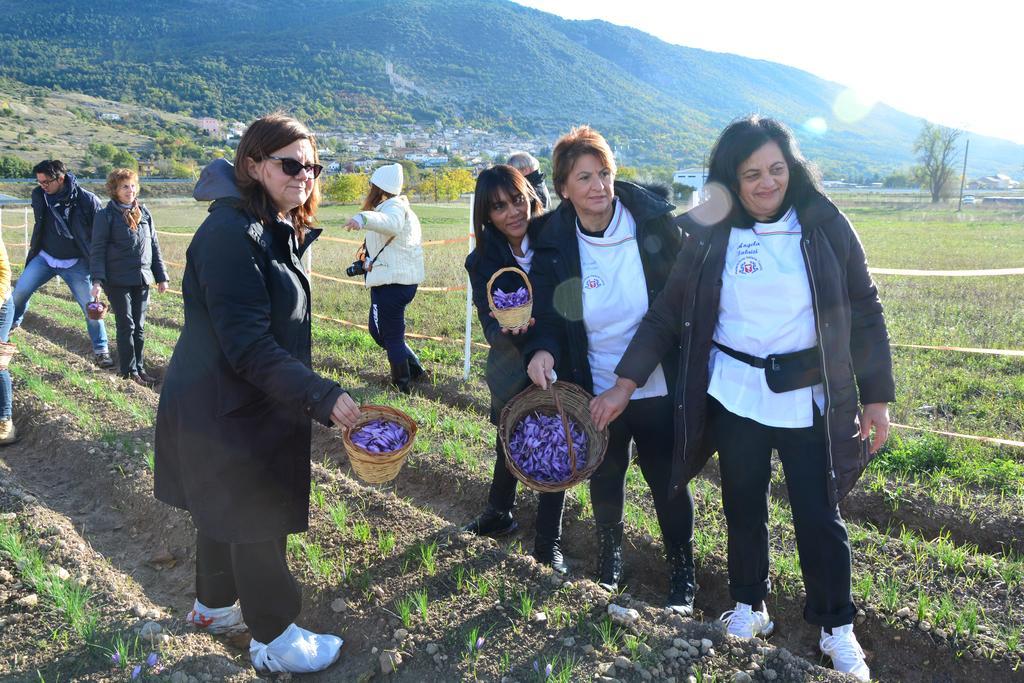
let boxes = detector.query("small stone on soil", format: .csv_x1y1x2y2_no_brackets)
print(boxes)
16,594,38,608
330,598,347,613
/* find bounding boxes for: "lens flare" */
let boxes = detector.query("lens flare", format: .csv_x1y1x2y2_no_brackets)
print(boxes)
833,89,876,124
688,182,733,227
804,117,828,135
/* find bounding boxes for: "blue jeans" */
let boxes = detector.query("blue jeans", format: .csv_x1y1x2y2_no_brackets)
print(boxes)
0,296,13,420
12,255,108,353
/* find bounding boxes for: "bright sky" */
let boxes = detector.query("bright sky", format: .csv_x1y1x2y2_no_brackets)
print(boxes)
516,0,1024,145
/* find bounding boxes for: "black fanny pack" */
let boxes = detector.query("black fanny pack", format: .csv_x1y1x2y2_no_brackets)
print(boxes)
714,342,822,393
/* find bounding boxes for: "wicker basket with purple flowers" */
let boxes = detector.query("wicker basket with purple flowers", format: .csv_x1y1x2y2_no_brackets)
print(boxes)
343,405,418,484
499,381,608,493
487,267,533,330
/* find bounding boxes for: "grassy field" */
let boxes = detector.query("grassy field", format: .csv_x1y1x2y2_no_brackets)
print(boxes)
2,196,1022,680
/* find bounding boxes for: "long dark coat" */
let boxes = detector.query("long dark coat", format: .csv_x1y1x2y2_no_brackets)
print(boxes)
616,193,895,505
154,198,345,543
90,202,169,286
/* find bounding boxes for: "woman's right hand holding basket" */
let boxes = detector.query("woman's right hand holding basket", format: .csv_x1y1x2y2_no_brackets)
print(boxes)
590,377,637,431
331,392,361,430
527,350,556,389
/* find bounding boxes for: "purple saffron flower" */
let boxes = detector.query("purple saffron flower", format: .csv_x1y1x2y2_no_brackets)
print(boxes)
146,652,159,668
476,635,485,650
111,652,121,666
545,662,553,677
493,286,530,310
508,412,589,483
533,660,540,673
351,419,409,454
131,664,142,679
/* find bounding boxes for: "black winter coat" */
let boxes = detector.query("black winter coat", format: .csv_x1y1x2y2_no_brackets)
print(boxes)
90,202,169,287
523,181,682,394
154,199,345,543
465,219,547,423
28,174,100,265
616,193,895,505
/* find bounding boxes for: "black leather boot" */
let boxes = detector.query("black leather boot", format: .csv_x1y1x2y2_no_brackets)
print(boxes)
596,522,623,591
461,505,517,537
665,543,697,615
534,534,569,574
389,359,412,394
407,353,428,382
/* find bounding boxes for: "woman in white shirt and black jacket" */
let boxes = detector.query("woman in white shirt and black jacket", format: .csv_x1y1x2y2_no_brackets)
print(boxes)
460,165,568,573
523,126,696,615
603,115,893,682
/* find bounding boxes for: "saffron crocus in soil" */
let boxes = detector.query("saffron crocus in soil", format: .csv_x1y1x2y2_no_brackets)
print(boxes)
508,412,588,483
350,419,408,454
111,652,121,666
146,652,159,667
131,664,142,679
476,636,485,650
492,286,529,309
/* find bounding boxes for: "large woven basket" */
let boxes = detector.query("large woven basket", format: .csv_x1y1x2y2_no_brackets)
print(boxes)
499,381,608,493
343,405,418,484
0,342,17,372
487,267,533,329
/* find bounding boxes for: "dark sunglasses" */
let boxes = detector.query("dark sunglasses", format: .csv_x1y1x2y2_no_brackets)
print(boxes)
267,155,324,179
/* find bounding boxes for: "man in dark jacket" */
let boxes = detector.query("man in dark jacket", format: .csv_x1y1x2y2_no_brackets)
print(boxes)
508,152,551,209
13,160,112,367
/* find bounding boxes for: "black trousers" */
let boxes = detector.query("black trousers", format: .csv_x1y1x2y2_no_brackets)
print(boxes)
195,531,301,643
488,432,565,539
368,283,419,366
590,394,694,550
105,284,149,376
707,396,856,628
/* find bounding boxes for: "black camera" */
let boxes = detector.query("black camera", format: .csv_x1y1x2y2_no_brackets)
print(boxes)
345,260,367,277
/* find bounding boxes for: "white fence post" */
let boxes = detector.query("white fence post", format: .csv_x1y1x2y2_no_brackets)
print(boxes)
462,196,475,382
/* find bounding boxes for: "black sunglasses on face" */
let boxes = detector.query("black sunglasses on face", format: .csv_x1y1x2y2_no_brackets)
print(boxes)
267,155,324,179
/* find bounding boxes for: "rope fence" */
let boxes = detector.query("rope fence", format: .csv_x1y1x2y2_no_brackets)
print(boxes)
7,203,1024,450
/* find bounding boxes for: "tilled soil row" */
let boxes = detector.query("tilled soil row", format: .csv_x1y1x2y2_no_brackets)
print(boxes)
19,296,1024,682
0,328,851,682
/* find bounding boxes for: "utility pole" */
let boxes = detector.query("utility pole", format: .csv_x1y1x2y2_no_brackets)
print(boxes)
957,138,970,212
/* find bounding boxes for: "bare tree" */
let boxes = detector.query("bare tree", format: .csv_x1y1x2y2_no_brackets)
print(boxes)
913,122,962,203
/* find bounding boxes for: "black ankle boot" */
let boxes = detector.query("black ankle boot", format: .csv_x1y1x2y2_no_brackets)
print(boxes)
534,534,569,575
461,505,517,537
596,522,623,590
665,543,696,615
389,359,412,394
408,354,428,382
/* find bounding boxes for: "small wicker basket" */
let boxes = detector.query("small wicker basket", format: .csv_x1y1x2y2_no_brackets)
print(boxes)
343,405,418,484
487,267,533,329
86,300,107,321
499,381,608,493
0,342,17,372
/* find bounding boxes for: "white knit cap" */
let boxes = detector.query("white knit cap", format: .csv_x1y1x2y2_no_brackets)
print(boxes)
370,163,403,195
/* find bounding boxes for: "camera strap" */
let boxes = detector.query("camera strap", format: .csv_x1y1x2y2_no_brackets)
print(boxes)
365,235,396,271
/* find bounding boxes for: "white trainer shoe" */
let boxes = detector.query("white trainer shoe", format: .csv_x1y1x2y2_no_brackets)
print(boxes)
820,624,870,681
719,601,774,639
186,599,247,635
250,623,343,674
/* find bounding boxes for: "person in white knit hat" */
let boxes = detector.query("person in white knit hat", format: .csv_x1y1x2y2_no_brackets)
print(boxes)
344,163,426,392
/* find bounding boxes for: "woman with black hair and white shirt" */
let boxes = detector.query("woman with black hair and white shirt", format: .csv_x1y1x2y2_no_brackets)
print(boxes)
604,115,894,681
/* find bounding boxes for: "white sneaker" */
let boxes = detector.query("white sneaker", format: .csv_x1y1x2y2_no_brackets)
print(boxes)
719,601,774,639
250,623,343,674
820,624,870,681
186,599,247,634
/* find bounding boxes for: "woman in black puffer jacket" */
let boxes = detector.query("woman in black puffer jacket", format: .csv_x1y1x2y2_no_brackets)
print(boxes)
90,169,168,385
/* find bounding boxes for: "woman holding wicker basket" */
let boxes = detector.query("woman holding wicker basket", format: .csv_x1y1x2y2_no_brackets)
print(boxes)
524,126,696,613
460,165,569,573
